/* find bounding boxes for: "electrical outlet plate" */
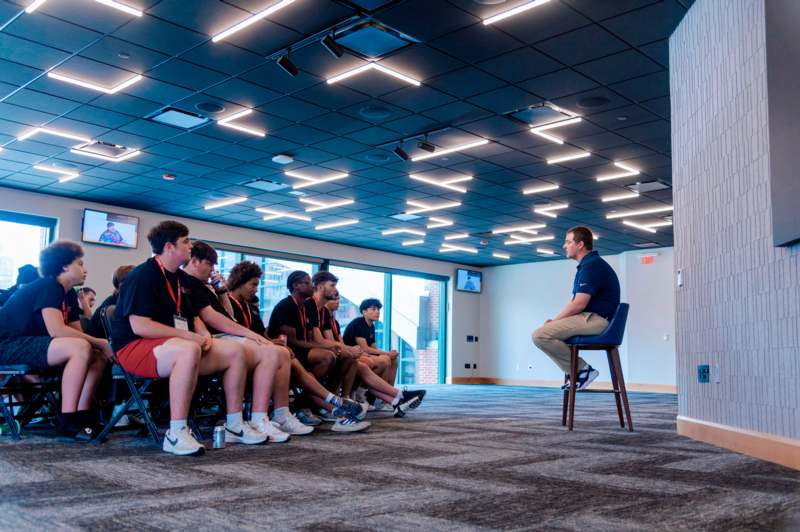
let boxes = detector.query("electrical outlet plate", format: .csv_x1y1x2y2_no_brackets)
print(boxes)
697,364,710,383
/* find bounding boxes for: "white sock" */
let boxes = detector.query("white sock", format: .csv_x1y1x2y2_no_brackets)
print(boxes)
169,419,187,433
325,393,340,406
226,411,243,429
391,389,403,406
272,407,289,423
251,412,267,425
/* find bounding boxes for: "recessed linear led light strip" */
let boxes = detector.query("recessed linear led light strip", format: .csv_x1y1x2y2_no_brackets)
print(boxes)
204,197,248,210
492,223,546,234
256,207,311,222
69,146,141,162
534,204,568,218
623,220,672,234
327,62,420,87
47,71,142,94
547,151,591,165
483,0,551,25
411,139,489,162
316,219,359,231
217,109,265,137
439,243,478,254
606,205,673,219
602,191,640,202
33,164,79,183
530,117,582,145
405,199,461,215
212,0,296,42
492,252,510,260
18,127,91,144
427,217,453,229
409,174,472,193
596,162,640,182
402,239,424,247
27,0,142,16
444,233,469,241
285,170,348,189
537,248,556,256
505,235,555,246
522,183,559,195
299,197,354,212
382,228,426,237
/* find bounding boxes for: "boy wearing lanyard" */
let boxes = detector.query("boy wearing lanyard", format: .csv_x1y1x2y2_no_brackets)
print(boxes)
267,270,368,432
182,242,302,441
0,241,111,441
112,221,265,456
325,292,426,418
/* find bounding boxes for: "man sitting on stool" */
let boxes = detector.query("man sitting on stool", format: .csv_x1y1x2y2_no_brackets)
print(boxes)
532,226,620,391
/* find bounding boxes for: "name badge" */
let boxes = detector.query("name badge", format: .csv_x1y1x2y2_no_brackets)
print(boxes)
174,315,189,331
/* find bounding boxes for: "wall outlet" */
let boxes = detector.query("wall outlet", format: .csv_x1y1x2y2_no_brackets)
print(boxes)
697,364,710,383
472,363,477,369
527,364,533,371
677,268,684,287
712,364,721,383
474,336,479,342
466,335,474,342
464,363,471,369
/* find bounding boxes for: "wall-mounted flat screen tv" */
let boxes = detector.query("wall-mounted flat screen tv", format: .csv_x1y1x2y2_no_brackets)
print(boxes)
82,209,139,249
456,269,482,293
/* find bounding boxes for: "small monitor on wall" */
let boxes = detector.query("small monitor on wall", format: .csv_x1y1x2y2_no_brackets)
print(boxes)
82,209,139,249
456,269,482,293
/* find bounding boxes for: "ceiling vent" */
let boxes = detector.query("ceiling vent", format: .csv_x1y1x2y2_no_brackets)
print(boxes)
242,178,290,192
71,141,139,162
149,107,210,129
335,20,417,58
633,242,660,248
626,181,670,193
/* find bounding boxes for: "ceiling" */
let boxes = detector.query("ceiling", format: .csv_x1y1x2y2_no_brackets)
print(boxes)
0,0,689,266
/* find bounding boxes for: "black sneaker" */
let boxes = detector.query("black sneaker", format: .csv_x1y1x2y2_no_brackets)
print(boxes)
336,398,364,419
576,365,599,391
393,389,425,418
55,425,95,443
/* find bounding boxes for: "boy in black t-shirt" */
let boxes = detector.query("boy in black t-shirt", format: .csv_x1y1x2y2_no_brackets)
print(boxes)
86,264,134,339
0,241,111,440
326,293,425,418
267,270,368,432
112,221,265,456
343,299,399,387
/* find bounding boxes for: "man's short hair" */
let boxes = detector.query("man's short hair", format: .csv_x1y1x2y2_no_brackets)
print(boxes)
16,264,39,285
227,261,262,291
39,240,83,278
359,298,382,313
78,287,96,296
190,241,218,265
147,220,189,255
312,270,338,287
112,265,135,291
286,270,309,292
567,226,594,251
107,222,114,228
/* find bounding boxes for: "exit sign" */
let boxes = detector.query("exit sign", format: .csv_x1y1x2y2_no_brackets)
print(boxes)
640,255,655,265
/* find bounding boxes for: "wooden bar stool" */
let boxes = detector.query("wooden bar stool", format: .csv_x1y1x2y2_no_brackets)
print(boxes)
562,303,633,432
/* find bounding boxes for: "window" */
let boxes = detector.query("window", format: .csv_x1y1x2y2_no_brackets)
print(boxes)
329,265,387,348
390,275,445,385
216,248,314,326
0,212,55,289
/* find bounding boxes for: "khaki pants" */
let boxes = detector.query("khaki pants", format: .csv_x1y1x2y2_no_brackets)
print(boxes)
532,313,609,374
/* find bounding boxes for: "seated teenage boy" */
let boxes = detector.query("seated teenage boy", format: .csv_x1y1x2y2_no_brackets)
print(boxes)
0,241,110,440
267,270,368,432
86,265,134,339
183,241,297,441
325,292,425,417
112,221,266,456
343,299,399,388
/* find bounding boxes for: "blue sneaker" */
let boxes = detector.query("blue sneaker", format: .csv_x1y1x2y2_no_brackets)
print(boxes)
562,366,599,391
295,408,321,426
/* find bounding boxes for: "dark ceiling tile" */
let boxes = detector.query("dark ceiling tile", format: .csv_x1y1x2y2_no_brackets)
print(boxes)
377,0,480,41
574,49,663,85
380,85,457,113
477,47,562,83
518,68,599,100
561,0,657,20
600,1,689,45
535,24,629,66
203,79,282,108
426,66,506,99
467,85,538,115
429,24,521,64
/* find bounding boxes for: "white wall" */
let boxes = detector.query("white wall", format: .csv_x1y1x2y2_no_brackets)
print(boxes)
0,187,481,381
478,247,676,388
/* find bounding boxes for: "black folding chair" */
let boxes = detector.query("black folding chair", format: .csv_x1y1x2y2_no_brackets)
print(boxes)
1,365,60,439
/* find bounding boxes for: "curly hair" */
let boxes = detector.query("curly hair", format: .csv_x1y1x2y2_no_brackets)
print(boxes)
39,240,83,278
227,261,262,291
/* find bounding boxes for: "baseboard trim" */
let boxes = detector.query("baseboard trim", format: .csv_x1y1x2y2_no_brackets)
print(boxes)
451,377,676,394
677,415,800,471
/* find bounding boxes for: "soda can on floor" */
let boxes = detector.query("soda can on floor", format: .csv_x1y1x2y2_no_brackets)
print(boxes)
213,425,225,449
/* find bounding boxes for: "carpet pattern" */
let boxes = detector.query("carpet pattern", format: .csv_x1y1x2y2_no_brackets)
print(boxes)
1,385,799,531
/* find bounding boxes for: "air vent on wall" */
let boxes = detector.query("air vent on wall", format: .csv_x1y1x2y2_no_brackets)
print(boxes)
242,178,290,192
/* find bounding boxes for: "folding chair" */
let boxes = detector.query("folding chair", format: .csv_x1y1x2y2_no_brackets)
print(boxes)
1,365,60,439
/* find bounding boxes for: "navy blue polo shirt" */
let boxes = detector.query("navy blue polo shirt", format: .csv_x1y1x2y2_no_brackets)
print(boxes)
572,251,620,320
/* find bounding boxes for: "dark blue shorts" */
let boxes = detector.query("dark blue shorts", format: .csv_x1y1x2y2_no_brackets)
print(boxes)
0,336,52,370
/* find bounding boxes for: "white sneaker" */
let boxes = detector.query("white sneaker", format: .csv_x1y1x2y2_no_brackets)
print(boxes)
162,426,205,456
277,414,314,435
253,419,291,443
225,422,268,445
331,416,371,433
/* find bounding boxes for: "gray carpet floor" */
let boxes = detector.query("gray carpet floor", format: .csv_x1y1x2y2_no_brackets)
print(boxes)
1,385,799,531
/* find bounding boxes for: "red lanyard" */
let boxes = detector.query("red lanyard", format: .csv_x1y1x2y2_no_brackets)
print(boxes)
291,295,307,340
328,309,340,341
154,256,181,316
231,295,252,329
61,301,68,324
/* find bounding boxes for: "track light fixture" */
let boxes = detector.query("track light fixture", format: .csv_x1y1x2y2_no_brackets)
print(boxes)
277,48,299,77
393,146,410,161
321,34,344,58
418,138,436,153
